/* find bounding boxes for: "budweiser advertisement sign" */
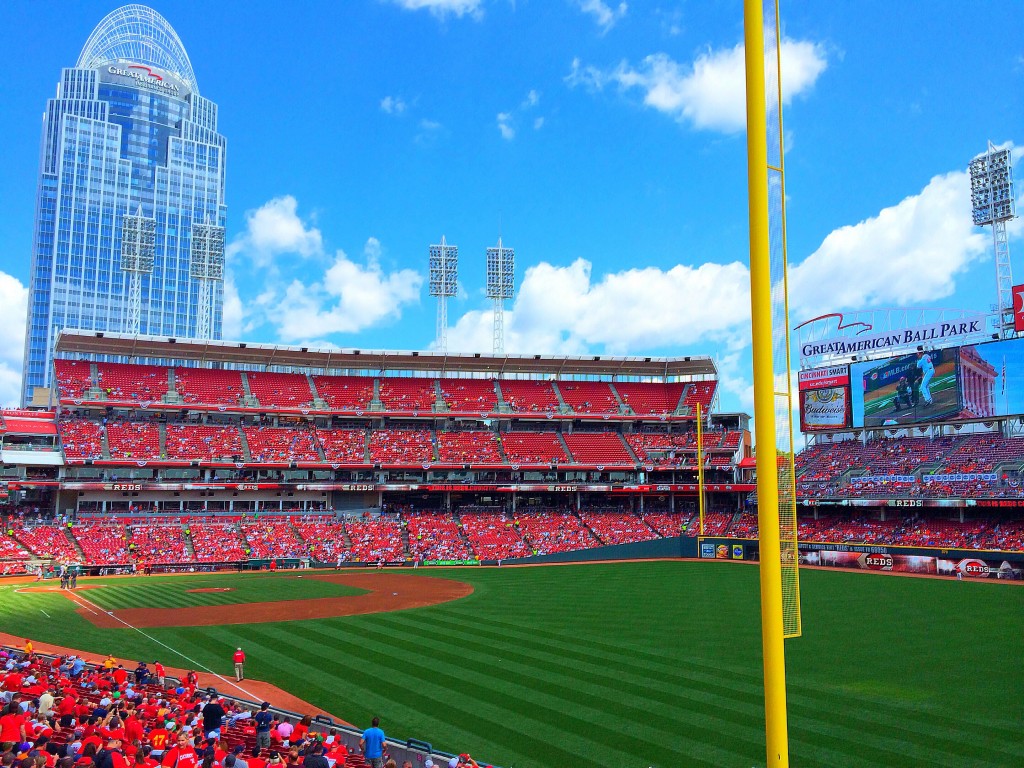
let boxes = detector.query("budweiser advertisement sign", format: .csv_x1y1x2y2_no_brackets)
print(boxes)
800,387,850,431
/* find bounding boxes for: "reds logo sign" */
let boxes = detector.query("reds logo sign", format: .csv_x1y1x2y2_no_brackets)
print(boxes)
1014,284,1024,333
863,553,893,570
959,560,990,578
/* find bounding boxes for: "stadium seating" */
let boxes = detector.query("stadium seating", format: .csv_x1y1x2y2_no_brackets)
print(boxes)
187,521,247,561
499,431,569,465
557,381,620,414
128,523,189,563
164,424,243,462
0,531,31,561
53,359,94,399
106,421,161,460
317,429,368,463
641,511,695,537
578,510,659,545
406,513,472,560
311,375,374,410
345,517,404,561
96,362,168,403
562,432,634,465
377,377,436,412
514,509,600,554
14,524,80,561
439,378,498,413
246,372,316,409
459,510,533,560
498,380,560,413
625,432,694,468
294,517,349,562
241,519,307,559
436,430,503,464
368,429,433,464
174,368,246,407
73,522,130,564
682,381,717,415
615,382,685,415
243,426,320,463
682,511,732,537
58,418,105,460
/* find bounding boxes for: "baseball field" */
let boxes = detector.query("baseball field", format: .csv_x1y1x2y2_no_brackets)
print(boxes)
1,561,1021,768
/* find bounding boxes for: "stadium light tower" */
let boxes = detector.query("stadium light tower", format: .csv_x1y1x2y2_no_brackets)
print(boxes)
486,237,515,354
190,219,226,340
120,206,156,335
969,143,1016,336
429,235,458,353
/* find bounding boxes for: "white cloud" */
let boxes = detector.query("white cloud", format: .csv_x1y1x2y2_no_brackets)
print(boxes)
226,196,322,267
496,90,542,141
227,199,422,343
221,276,244,340
273,238,423,342
496,112,515,140
387,0,482,19
380,96,408,115
577,0,628,33
0,271,27,406
446,258,750,354
566,38,828,133
789,170,990,319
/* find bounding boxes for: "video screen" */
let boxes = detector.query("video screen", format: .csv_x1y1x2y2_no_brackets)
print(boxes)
852,348,959,427
957,338,1024,418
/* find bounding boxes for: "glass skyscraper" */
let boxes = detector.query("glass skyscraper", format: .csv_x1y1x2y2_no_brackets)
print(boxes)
22,4,226,404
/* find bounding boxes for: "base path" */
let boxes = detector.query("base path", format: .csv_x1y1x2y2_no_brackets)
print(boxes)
0,631,352,724
21,572,473,628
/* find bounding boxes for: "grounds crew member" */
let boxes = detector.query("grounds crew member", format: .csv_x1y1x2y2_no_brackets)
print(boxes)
233,647,246,681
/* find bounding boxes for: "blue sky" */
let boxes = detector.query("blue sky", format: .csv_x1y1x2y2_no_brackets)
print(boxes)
0,0,1020,417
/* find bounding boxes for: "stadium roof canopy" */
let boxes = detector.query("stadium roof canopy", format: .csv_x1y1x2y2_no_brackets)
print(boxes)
54,330,718,380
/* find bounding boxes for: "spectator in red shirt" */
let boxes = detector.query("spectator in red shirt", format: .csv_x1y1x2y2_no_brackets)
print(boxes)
232,650,245,683
161,733,198,768
0,702,27,743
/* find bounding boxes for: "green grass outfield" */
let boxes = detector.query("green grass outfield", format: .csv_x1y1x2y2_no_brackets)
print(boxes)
1,562,1021,768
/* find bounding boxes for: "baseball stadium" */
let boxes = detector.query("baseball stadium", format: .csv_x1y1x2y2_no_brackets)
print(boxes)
2,3,1023,768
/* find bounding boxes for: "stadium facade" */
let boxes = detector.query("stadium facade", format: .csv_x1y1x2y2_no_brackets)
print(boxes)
22,5,226,405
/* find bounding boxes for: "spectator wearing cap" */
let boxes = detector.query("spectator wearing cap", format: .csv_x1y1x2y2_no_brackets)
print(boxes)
229,745,247,768
231,650,245,683
253,704,273,750
300,744,327,768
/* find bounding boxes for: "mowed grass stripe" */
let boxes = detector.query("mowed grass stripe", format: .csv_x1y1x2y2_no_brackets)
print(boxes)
346,615,767,753
233,623,641,768
246,621,754,768
372,611,769,733
390,608,773,712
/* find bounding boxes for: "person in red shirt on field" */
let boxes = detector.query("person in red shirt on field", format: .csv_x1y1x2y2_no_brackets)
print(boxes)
161,733,198,768
232,649,245,682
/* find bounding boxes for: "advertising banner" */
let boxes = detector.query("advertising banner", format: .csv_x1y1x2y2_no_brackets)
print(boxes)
798,365,850,391
800,387,851,431
936,558,1023,579
852,347,959,427
799,549,937,574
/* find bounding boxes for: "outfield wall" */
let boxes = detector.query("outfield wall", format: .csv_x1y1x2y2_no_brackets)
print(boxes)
509,535,689,564
696,536,1024,578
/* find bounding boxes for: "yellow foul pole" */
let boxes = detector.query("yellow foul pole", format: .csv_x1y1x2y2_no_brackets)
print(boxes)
744,0,790,765
696,402,705,535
